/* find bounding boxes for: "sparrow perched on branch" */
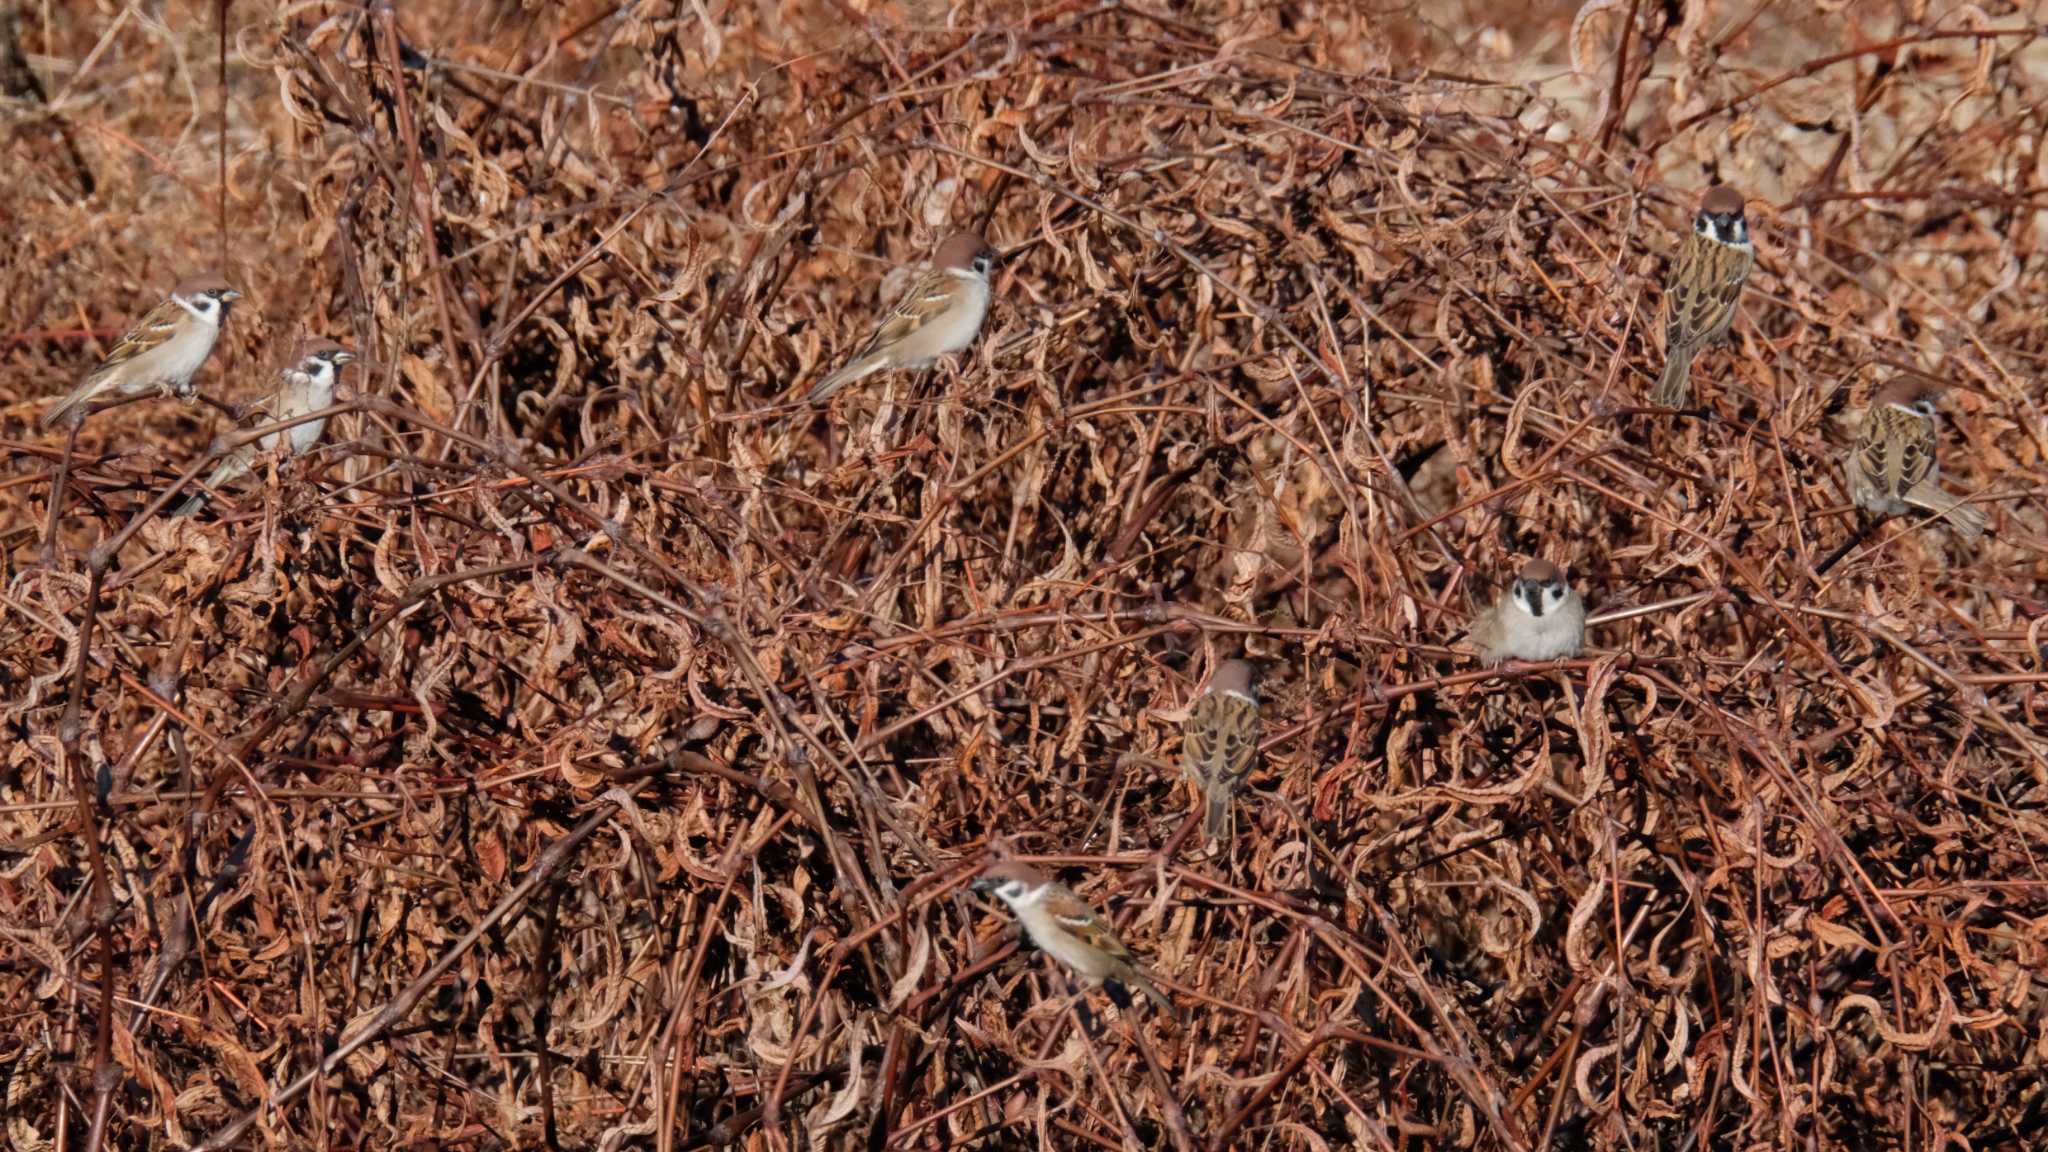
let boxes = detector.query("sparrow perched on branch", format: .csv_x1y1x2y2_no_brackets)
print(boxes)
1469,559,1586,665
1184,659,1261,844
974,860,1175,1016
1652,186,1752,408
805,232,994,402
173,339,354,518
43,276,243,428
1845,378,1985,539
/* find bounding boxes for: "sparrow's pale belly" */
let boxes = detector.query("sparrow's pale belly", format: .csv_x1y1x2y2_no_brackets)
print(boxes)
896,280,989,367
1511,610,1585,660
262,415,329,456
284,418,328,455
270,381,335,454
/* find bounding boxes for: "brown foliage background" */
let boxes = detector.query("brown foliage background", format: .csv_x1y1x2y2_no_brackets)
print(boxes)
3,1,2047,1149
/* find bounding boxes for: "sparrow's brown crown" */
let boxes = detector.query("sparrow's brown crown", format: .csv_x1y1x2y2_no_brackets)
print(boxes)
1874,377,1942,409
1518,559,1564,584
1700,186,1745,216
294,338,352,361
174,273,240,299
1209,659,1257,699
976,860,1048,889
934,232,993,272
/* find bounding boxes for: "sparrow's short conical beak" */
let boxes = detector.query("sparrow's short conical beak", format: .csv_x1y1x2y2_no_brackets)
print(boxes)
970,876,995,893
223,289,243,301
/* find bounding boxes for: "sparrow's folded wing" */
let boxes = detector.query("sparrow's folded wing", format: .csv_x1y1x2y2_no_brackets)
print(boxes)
1664,238,1747,349
1186,695,1259,789
1182,695,1221,783
1851,412,1900,499
89,299,185,381
856,269,956,356
1466,599,1505,659
1044,888,1137,965
1894,414,1938,492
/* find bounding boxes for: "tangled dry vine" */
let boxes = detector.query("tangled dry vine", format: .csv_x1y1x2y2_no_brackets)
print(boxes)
3,3,2046,1151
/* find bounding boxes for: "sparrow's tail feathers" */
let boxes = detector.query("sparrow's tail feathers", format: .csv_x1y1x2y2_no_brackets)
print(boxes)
1202,789,1233,844
1123,972,1180,1023
1650,349,1693,408
804,355,884,403
172,457,244,519
41,382,98,430
1906,484,1986,539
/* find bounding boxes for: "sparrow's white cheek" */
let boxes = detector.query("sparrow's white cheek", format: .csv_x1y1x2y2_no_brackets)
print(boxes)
1512,584,1537,618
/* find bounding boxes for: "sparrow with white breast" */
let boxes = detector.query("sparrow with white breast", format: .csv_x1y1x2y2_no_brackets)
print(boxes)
43,276,243,428
1469,559,1586,665
1845,378,1985,539
1652,186,1753,408
1184,659,1261,844
805,232,994,402
974,860,1175,1017
173,339,355,518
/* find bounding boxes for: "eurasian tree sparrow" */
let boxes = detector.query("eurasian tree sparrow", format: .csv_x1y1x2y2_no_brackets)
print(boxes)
1652,186,1752,408
43,276,243,428
173,340,354,518
805,232,994,402
1845,378,1985,539
1184,659,1260,844
1469,559,1586,665
974,860,1174,1016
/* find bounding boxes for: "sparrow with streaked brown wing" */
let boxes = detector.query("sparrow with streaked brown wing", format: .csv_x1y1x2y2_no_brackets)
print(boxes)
805,232,994,402
1846,378,1985,539
1468,558,1586,665
43,275,242,428
974,860,1176,1017
1184,659,1260,844
1652,186,1753,408
173,339,355,518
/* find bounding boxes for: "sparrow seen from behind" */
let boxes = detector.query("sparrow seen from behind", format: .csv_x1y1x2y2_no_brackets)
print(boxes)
805,232,994,402
1184,659,1261,844
1469,559,1586,665
1653,186,1753,408
974,860,1175,1017
173,340,354,518
43,276,243,428
1845,378,1985,539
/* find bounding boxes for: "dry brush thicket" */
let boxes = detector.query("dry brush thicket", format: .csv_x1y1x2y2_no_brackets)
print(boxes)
2,2,2047,1150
